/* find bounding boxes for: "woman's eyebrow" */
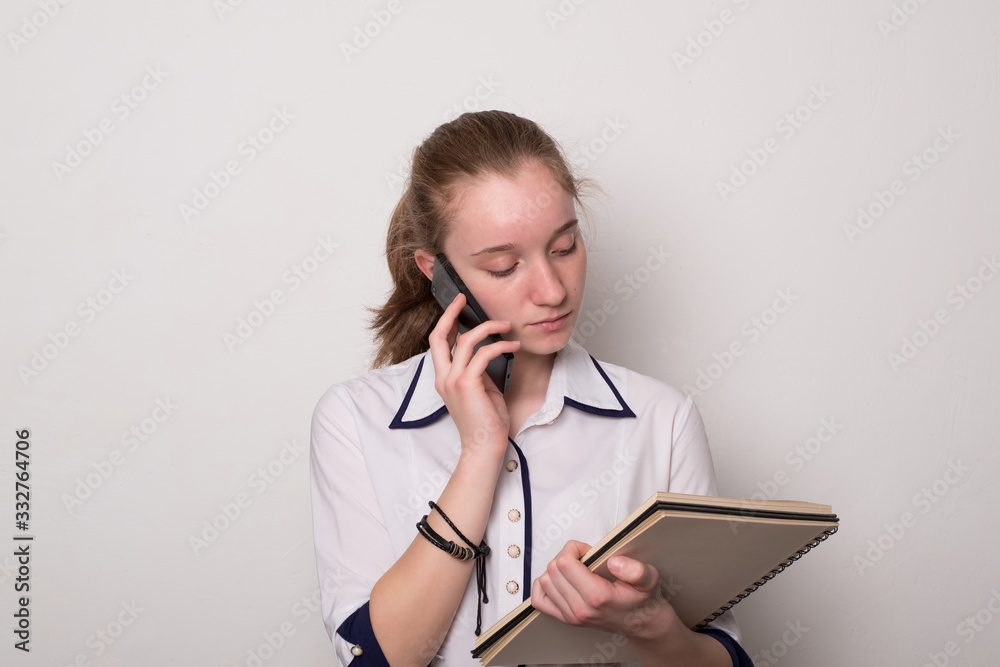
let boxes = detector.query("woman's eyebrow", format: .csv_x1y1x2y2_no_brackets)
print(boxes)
470,219,579,257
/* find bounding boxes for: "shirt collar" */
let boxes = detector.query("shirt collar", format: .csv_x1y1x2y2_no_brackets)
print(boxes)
388,338,635,430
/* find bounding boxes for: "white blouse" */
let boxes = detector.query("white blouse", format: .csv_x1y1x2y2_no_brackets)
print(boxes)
309,337,742,666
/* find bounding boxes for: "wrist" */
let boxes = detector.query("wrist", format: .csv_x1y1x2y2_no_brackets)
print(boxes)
628,624,730,667
622,595,677,643
456,446,506,477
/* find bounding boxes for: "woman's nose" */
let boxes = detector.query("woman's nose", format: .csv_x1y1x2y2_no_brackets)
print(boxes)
530,259,567,305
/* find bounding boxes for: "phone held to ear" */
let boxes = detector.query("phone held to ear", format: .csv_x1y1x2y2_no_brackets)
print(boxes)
430,253,514,394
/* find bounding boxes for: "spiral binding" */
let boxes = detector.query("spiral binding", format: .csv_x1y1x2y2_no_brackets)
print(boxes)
694,525,839,629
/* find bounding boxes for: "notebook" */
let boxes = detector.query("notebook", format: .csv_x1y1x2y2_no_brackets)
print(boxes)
472,491,838,665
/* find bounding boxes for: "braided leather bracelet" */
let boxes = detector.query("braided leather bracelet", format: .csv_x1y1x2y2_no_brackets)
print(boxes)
416,515,476,560
416,502,491,635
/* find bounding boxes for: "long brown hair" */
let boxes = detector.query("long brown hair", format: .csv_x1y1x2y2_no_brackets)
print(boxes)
366,110,590,369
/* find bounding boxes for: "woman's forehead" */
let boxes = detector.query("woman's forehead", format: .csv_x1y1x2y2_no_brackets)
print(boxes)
446,165,574,246
457,176,547,220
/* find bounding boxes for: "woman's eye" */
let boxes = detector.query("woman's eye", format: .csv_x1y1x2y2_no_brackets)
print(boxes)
486,239,577,278
487,265,516,278
557,238,578,255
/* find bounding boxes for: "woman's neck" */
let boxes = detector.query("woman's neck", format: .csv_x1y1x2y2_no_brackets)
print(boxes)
505,349,556,404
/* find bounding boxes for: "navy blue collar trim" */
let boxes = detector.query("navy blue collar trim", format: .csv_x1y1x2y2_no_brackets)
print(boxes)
565,355,636,418
388,350,635,430
388,356,448,429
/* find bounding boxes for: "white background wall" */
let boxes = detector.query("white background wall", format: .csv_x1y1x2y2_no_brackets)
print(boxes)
2,1,998,665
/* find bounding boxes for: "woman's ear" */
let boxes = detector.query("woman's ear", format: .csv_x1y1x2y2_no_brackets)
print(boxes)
413,249,436,281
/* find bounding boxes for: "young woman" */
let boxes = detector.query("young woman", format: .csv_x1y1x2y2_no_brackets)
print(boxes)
310,110,752,666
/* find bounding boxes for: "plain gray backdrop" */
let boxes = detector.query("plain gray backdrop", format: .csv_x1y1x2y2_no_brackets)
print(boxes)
2,1,999,665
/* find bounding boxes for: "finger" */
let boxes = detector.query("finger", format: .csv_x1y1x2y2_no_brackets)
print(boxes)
562,540,592,559
545,551,610,624
451,318,515,368
557,561,614,604
530,577,562,621
545,540,597,603
427,292,465,386
608,556,661,593
452,323,519,388
534,570,582,624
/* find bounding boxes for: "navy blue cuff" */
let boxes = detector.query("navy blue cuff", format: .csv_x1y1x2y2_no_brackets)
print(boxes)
697,627,753,667
336,601,390,667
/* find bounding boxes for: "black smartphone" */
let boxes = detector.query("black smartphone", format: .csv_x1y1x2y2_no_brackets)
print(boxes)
430,253,513,394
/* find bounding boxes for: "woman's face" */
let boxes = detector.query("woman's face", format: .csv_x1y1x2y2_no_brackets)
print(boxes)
432,160,586,358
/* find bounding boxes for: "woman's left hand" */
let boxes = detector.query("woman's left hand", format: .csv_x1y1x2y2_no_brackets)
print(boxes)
531,540,683,641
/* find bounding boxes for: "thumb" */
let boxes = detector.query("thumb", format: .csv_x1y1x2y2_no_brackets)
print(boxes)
608,556,659,592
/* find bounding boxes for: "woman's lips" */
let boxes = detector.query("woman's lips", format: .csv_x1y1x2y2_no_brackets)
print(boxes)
530,312,570,331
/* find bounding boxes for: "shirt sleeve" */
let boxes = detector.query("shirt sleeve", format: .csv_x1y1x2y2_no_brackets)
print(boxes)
666,393,747,655
309,383,396,666
665,392,718,497
697,627,754,666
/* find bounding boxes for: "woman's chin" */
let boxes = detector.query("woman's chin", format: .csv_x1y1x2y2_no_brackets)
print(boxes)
513,330,573,357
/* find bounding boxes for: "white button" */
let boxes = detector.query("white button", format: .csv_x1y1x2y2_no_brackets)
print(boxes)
507,509,521,522
350,645,364,656
506,580,519,594
507,545,520,558
505,459,518,472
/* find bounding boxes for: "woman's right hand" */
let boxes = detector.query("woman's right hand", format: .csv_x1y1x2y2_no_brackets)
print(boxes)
427,292,521,464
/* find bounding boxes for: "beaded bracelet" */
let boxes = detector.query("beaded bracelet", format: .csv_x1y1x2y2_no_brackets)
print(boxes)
416,502,491,635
